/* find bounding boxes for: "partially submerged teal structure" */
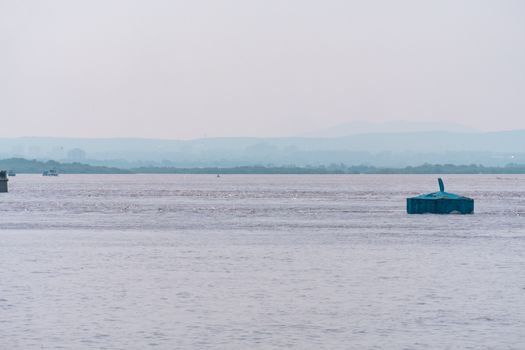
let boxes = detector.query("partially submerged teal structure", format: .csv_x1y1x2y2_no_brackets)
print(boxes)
0,171,8,193
407,178,473,214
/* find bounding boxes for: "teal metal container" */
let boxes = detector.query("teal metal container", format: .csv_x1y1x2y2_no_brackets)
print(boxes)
407,178,473,214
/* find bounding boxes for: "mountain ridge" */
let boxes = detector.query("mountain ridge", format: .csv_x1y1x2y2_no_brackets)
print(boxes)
1,129,525,167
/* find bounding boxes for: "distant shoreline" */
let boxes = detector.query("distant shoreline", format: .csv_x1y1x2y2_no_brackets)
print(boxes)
2,158,525,174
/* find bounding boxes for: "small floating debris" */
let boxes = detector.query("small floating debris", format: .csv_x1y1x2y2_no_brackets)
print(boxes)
407,178,474,214
43,169,59,177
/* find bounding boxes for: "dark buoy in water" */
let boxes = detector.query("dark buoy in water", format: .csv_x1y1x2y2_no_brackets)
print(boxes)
0,170,8,193
407,178,473,214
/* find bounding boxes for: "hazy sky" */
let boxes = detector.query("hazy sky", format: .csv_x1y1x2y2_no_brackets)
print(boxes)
1,0,524,139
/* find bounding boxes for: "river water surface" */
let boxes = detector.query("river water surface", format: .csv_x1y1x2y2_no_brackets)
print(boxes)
1,174,524,349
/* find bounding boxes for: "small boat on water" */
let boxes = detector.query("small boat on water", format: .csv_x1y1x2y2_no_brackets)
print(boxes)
43,169,59,177
8,170,16,177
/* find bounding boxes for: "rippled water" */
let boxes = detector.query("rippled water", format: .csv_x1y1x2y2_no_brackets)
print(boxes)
1,174,524,349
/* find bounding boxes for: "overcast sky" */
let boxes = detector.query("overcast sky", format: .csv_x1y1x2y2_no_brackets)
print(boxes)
1,0,524,139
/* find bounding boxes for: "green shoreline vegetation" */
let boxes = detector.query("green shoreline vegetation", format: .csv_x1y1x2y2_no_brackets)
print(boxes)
2,158,525,174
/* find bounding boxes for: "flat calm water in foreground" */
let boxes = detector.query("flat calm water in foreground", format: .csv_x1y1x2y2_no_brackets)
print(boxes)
1,174,524,349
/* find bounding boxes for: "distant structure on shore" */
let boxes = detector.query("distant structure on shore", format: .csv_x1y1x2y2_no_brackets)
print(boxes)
407,178,474,214
0,171,8,193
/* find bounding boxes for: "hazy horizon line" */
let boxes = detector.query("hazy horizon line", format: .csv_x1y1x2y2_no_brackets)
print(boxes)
1,128,525,141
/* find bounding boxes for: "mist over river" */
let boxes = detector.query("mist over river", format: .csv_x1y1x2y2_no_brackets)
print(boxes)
1,175,524,349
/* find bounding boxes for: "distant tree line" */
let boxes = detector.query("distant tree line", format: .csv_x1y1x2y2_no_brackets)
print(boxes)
132,163,525,174
0,158,131,174
2,158,525,174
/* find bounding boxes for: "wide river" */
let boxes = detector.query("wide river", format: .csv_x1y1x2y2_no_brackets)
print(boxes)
1,174,524,349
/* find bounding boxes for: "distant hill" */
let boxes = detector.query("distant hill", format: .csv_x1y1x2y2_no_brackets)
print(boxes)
1,129,525,167
300,121,477,137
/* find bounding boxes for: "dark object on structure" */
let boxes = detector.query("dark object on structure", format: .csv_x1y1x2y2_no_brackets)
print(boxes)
8,170,16,177
43,169,59,176
0,171,8,193
407,178,474,214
